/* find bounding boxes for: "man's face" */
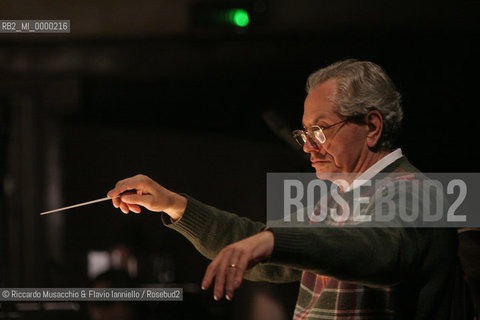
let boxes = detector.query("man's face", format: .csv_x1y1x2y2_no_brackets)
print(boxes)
302,79,368,181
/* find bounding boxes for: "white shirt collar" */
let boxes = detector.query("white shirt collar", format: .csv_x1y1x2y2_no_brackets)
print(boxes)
343,148,403,192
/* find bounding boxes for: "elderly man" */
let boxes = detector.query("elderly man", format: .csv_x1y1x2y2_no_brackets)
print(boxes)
107,60,457,319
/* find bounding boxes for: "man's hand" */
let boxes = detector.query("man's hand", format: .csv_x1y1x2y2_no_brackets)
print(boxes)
202,230,274,301
107,174,187,221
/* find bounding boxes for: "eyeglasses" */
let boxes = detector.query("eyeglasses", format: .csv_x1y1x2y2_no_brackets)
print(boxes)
292,119,347,147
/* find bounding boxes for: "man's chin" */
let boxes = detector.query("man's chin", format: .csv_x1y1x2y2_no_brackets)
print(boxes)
315,171,335,182
314,170,354,184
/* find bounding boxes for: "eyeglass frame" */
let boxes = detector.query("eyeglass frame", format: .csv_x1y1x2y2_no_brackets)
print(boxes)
292,119,349,147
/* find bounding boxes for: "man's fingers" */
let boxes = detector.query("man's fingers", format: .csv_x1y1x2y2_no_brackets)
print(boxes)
121,194,153,210
225,267,237,301
114,199,141,214
108,183,133,198
107,175,150,198
202,249,234,300
213,259,228,300
112,197,121,208
111,188,145,213
233,254,249,289
202,252,225,291
128,203,141,213
225,250,244,300
120,202,130,214
202,261,217,292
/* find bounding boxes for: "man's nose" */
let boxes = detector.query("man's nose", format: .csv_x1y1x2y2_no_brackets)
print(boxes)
303,136,321,153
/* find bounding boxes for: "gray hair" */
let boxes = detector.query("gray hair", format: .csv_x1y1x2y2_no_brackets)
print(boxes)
306,59,403,150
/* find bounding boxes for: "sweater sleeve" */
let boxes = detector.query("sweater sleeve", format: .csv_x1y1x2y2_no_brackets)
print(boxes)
269,226,419,286
162,195,302,283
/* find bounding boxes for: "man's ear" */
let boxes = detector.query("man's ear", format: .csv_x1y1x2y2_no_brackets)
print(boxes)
365,110,384,149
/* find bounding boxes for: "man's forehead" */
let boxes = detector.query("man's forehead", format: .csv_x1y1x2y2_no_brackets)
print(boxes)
302,112,335,127
302,82,339,126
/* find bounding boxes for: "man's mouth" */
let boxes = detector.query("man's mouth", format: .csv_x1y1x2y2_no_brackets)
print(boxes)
311,159,329,164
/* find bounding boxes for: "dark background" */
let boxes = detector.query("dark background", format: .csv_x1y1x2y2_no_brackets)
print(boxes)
0,0,479,319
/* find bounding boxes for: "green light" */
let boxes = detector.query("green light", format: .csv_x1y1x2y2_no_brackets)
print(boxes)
228,9,249,28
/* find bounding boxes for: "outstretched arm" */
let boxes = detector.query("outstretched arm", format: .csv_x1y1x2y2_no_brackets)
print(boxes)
108,175,301,301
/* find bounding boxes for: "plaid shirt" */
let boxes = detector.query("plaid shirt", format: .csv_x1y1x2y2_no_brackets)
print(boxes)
294,272,395,320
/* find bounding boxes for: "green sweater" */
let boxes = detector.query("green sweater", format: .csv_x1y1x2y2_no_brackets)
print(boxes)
162,157,458,319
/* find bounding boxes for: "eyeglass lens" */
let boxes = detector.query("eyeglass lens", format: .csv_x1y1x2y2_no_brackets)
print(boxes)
293,127,326,146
